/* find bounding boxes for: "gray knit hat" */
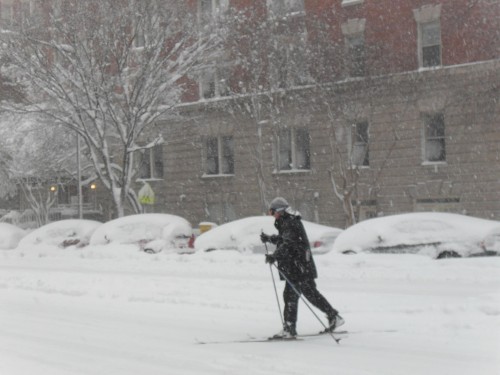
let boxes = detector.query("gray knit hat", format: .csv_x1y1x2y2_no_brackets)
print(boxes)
269,197,289,212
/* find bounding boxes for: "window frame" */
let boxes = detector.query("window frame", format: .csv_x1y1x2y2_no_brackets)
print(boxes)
199,67,229,100
138,144,164,180
422,113,446,164
413,4,443,69
349,121,370,168
204,135,234,176
276,128,311,172
0,2,13,27
345,33,366,77
419,20,442,68
198,0,228,25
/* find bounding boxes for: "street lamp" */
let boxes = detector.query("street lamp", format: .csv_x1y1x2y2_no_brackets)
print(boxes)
76,134,82,219
90,183,97,211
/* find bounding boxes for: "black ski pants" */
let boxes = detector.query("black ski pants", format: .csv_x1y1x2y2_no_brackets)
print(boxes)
283,278,337,325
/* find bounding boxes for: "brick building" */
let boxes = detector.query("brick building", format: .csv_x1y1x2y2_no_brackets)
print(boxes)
139,0,499,228
0,0,499,228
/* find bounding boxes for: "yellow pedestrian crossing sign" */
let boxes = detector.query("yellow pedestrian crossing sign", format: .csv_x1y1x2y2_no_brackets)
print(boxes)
138,182,155,205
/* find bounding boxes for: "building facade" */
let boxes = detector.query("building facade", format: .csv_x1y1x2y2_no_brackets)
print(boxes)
137,0,499,228
0,0,499,228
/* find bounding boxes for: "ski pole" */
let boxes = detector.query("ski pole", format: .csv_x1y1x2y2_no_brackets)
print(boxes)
271,263,341,344
264,241,284,328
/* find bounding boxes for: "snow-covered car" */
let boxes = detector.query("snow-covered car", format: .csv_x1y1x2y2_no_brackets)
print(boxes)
332,212,500,259
480,226,500,255
0,222,26,249
89,213,194,254
17,219,102,249
194,216,342,254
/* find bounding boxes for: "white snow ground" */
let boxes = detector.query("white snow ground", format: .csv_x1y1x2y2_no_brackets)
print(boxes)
1,244,499,375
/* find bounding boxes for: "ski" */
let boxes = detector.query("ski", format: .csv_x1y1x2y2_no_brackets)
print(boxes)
197,328,396,345
300,329,349,338
196,331,346,345
196,336,302,345
300,328,398,337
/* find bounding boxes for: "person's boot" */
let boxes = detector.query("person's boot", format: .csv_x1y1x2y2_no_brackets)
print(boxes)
272,321,297,338
326,314,345,332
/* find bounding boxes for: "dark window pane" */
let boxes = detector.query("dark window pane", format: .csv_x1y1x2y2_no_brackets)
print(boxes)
423,45,441,67
295,128,310,169
153,145,163,178
348,35,365,77
279,129,292,170
421,21,441,67
426,139,446,161
206,137,219,174
352,122,369,166
425,114,445,137
425,114,446,162
221,136,234,174
203,80,216,99
139,149,151,179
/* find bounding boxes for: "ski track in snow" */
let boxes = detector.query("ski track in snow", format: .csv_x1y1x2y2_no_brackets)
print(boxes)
1,249,499,375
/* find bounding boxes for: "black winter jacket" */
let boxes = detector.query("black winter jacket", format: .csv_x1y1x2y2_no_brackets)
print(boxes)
269,210,318,282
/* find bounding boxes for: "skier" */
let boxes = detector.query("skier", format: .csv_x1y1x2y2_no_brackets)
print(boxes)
261,197,344,338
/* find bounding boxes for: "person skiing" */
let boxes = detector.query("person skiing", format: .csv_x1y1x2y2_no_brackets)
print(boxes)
260,197,344,338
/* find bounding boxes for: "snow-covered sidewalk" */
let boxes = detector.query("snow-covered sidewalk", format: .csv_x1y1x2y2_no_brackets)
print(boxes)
1,247,499,375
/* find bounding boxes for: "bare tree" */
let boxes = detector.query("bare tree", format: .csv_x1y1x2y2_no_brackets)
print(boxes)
0,113,82,226
0,0,221,217
222,6,312,212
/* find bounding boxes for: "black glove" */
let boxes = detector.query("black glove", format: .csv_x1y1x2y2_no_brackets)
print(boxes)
265,254,276,264
260,233,271,243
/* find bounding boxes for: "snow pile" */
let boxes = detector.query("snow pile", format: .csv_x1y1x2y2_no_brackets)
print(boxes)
332,212,499,256
17,219,102,249
89,213,192,246
195,216,277,252
0,222,26,249
195,216,342,254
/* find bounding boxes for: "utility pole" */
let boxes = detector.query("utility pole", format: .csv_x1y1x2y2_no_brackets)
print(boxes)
77,133,83,219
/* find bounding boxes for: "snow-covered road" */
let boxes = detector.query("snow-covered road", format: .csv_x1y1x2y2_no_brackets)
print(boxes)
1,247,499,375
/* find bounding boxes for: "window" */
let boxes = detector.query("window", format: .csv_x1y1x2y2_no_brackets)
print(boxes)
350,121,369,167
420,21,441,67
205,136,234,175
56,184,91,205
139,144,164,179
269,32,310,89
423,113,446,162
341,19,366,77
20,1,35,18
277,128,310,171
413,4,442,68
199,67,229,99
134,26,146,48
198,0,228,25
267,0,305,17
206,201,236,224
346,34,365,77
1,3,13,27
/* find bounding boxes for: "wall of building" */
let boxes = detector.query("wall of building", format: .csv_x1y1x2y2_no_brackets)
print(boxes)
1,0,498,227
154,59,499,228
